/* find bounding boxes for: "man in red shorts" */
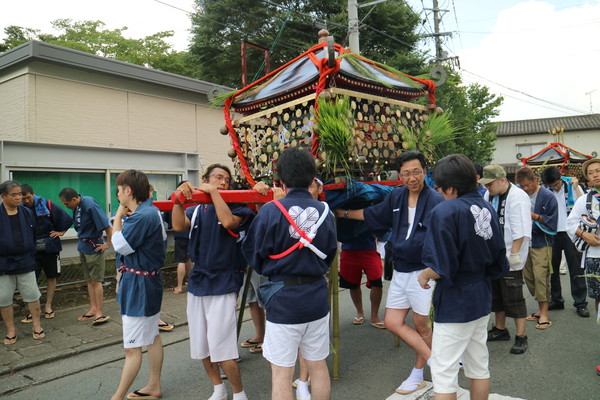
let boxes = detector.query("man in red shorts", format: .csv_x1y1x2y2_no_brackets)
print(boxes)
339,235,385,328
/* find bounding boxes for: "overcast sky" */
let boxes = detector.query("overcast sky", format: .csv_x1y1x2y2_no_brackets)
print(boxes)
1,0,599,122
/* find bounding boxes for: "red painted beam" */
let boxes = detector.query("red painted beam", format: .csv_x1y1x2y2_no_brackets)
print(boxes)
153,181,402,211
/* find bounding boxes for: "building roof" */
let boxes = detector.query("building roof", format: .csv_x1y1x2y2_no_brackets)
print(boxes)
496,114,600,137
0,40,231,96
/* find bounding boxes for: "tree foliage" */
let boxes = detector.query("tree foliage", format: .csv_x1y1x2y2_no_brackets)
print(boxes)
189,0,425,88
433,70,503,164
0,20,194,76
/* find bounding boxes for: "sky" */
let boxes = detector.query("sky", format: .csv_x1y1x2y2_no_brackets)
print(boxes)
1,0,599,122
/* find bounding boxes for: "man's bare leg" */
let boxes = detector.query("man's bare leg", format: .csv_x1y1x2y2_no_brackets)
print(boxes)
111,347,143,400
370,286,383,324
271,364,294,400
305,359,330,400
45,277,57,314
469,378,490,400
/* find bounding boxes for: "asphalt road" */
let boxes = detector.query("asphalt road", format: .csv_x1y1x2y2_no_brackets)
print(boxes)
1,275,599,400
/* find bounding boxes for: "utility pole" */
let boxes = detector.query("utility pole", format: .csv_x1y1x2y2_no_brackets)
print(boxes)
424,0,452,65
348,0,390,55
348,0,360,54
585,89,597,113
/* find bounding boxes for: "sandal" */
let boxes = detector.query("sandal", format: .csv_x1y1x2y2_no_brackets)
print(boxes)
158,322,174,331
526,313,540,321
32,330,46,340
21,314,33,323
535,321,552,330
352,316,365,325
241,338,262,348
45,311,55,319
3,335,17,345
249,344,263,354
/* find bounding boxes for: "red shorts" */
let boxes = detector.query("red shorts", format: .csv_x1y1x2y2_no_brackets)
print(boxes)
339,249,383,286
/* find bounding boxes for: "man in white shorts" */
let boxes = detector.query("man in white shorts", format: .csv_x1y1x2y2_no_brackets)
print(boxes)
336,151,443,394
242,148,337,400
418,154,508,400
110,170,166,400
172,164,255,400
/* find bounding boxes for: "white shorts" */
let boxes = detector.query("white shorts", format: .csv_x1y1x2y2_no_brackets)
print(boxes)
385,270,434,315
122,313,160,349
187,292,239,363
431,314,490,394
377,241,386,259
263,313,330,367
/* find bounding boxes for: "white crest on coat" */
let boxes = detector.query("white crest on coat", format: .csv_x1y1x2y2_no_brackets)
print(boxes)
287,206,319,238
470,205,493,240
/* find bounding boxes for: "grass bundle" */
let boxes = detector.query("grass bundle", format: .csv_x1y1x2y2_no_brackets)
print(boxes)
400,112,460,163
315,94,355,179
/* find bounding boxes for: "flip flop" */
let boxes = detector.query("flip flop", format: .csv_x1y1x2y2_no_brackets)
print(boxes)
526,313,540,321
77,314,94,321
536,321,553,330
241,338,262,348
3,335,17,345
249,344,263,354
21,314,33,323
396,380,426,394
172,288,183,294
352,316,365,325
92,315,110,325
371,321,386,329
45,311,55,319
126,390,161,399
32,330,45,340
158,322,174,331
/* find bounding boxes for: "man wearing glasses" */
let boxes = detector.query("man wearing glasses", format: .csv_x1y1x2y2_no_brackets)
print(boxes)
336,150,443,394
540,166,589,317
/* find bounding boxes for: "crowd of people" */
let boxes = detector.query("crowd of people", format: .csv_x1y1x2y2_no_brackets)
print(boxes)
1,149,600,400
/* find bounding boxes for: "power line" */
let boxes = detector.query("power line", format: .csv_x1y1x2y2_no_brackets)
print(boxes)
461,69,588,115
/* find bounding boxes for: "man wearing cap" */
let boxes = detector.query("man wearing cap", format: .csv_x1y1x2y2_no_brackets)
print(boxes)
540,166,589,317
515,167,558,330
479,165,532,354
567,159,600,316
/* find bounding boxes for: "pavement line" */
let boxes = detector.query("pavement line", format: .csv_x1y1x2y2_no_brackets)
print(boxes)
385,382,526,400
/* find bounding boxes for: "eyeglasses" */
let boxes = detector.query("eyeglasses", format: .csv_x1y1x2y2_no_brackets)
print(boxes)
400,170,424,179
548,181,562,190
4,192,22,198
208,174,231,184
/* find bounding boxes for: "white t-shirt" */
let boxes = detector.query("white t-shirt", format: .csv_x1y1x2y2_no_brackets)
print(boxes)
552,185,568,232
566,192,600,258
485,184,532,271
406,207,416,240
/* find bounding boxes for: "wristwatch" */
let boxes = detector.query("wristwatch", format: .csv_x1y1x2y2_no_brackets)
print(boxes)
344,210,349,219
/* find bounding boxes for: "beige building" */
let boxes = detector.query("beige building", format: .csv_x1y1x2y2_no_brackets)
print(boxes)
493,114,600,173
0,40,234,257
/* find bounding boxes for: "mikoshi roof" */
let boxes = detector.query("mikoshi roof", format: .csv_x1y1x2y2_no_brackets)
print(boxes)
231,42,433,113
223,38,436,186
522,142,592,166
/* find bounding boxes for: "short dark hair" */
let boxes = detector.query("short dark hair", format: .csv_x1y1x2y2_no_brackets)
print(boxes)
540,166,562,185
20,184,34,195
396,150,426,171
515,166,536,182
433,154,478,196
116,169,150,203
59,187,78,201
0,180,21,196
277,147,317,188
202,164,232,182
473,162,484,178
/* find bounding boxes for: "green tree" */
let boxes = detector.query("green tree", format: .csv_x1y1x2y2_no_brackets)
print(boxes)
189,0,425,87
0,20,195,76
